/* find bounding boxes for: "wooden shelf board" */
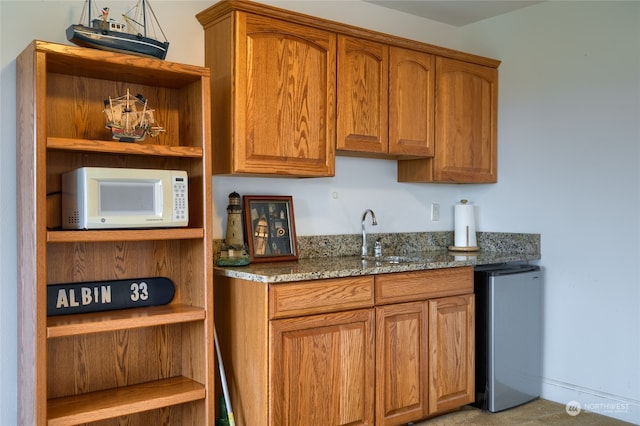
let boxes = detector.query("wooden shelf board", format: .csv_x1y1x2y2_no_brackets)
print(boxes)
36,40,209,87
47,376,205,426
48,137,203,158
47,304,206,338
47,227,204,243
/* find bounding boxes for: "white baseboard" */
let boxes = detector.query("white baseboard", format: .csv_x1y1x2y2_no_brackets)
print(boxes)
541,377,640,425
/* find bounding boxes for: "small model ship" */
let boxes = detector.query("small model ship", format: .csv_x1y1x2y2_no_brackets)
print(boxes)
66,0,169,60
103,89,164,142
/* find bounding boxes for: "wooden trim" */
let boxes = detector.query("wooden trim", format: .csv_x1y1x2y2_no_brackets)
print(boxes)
215,277,270,426
197,0,501,68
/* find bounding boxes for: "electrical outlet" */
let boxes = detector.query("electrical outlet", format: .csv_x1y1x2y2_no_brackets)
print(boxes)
431,203,440,221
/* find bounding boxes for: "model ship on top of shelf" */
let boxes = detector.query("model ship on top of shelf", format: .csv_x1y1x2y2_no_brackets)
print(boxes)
103,89,165,142
66,0,170,60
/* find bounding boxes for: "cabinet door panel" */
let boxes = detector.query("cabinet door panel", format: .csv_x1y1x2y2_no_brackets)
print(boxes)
434,57,497,182
375,267,473,305
237,13,336,176
398,57,497,183
271,309,375,426
428,294,475,415
376,302,429,425
389,47,435,157
270,276,374,319
337,36,388,154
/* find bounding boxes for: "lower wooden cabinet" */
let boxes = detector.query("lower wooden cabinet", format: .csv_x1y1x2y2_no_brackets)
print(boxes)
271,309,375,425
375,269,474,425
428,295,475,415
376,302,429,425
214,267,474,425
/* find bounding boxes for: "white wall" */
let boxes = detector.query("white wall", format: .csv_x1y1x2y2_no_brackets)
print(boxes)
1,1,639,424
458,3,640,422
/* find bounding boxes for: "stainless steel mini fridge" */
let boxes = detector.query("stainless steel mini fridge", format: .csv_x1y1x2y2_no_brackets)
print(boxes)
473,264,542,412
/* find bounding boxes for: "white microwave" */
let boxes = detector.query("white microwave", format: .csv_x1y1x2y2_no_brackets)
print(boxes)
61,167,188,229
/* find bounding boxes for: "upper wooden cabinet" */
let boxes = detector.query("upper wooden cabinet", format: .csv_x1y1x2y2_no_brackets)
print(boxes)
337,40,435,159
398,57,498,183
337,36,389,155
198,0,500,180
389,47,436,158
199,10,336,177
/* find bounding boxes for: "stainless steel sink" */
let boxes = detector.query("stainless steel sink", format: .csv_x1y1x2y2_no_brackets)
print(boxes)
363,255,422,264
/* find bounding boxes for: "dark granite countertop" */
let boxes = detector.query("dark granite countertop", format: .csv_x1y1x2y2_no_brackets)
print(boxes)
214,249,540,283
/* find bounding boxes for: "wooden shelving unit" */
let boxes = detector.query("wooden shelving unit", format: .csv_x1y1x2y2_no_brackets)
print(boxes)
16,40,213,425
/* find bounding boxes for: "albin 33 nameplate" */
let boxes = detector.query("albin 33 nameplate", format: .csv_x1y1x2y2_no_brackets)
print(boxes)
47,277,175,316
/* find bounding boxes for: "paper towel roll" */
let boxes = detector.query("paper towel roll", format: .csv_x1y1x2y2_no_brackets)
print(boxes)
454,200,477,248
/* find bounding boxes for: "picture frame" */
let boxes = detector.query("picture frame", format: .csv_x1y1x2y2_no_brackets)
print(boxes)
243,195,298,263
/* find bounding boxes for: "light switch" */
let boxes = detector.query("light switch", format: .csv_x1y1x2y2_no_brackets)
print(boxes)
431,203,440,221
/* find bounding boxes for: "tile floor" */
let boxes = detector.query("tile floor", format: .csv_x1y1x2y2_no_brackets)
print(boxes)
414,399,634,425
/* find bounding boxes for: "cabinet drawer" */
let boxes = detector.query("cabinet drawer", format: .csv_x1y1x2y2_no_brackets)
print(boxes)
375,267,473,305
269,276,374,319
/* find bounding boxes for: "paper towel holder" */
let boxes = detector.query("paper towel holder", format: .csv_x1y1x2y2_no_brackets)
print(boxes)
449,199,480,253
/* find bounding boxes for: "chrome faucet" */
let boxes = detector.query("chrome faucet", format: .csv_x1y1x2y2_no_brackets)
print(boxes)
361,209,378,257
